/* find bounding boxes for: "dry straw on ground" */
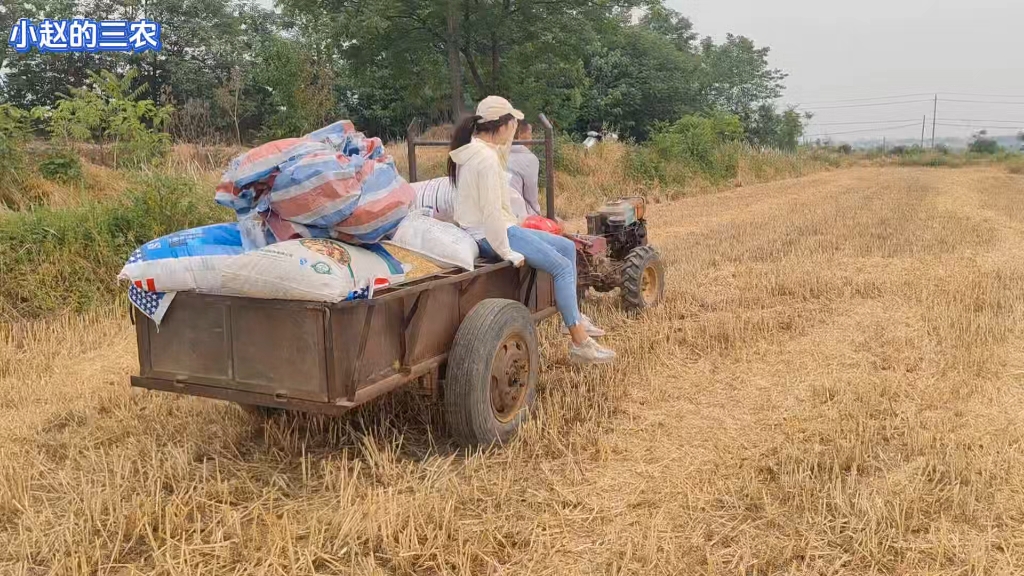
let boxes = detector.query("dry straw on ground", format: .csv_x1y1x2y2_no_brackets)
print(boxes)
3,167,1024,574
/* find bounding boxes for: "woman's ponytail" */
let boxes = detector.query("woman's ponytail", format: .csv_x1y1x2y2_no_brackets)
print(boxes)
447,114,480,185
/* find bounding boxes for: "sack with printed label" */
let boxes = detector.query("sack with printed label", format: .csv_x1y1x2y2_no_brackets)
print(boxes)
118,223,246,293
388,209,478,271
219,238,406,302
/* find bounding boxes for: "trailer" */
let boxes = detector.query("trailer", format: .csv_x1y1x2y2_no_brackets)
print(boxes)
130,114,664,446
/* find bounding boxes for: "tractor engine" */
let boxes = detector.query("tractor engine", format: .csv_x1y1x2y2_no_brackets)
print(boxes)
585,197,648,260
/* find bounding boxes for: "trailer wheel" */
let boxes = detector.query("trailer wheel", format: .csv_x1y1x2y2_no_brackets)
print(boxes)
445,299,539,447
621,246,665,312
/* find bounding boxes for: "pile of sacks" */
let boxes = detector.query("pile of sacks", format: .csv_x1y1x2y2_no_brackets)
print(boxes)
120,121,482,326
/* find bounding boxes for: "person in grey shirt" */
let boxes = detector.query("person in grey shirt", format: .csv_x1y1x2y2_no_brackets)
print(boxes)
507,121,542,217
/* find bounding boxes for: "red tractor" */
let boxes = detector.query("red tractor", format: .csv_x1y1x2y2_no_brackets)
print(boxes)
526,197,665,312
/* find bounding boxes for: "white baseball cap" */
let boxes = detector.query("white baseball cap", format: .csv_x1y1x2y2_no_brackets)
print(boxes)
476,95,524,122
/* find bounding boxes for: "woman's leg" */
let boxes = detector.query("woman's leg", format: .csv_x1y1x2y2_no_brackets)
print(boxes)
517,228,608,331
505,226,582,331
527,228,578,279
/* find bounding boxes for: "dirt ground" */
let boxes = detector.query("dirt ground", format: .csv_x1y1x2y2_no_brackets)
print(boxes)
3,167,1024,575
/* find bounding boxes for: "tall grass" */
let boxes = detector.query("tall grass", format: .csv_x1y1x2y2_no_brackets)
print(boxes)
0,174,229,321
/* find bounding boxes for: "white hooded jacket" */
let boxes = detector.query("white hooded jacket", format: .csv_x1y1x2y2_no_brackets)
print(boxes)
450,138,524,264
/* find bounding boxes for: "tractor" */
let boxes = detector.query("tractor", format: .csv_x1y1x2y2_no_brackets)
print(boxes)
570,197,665,311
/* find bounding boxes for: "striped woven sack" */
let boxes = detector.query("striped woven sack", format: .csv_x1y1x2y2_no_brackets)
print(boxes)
214,121,414,245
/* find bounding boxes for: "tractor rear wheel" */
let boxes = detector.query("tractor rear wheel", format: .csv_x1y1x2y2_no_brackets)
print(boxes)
444,299,539,447
621,246,665,312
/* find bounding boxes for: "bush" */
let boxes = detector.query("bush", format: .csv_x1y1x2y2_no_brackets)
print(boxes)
0,104,32,209
895,151,966,168
0,173,229,321
639,112,744,184
837,143,853,155
623,144,668,184
969,137,1000,155
32,69,173,169
553,133,584,175
1006,157,1024,175
37,150,84,184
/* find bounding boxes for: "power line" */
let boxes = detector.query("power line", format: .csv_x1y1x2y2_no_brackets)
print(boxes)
803,99,933,111
943,118,1024,124
796,92,1024,106
939,92,1024,100
937,122,1024,128
806,122,923,138
808,118,921,126
940,99,1024,105
795,92,935,105
935,123,1023,131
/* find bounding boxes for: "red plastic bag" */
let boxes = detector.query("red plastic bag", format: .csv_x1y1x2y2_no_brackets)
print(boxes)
522,215,564,236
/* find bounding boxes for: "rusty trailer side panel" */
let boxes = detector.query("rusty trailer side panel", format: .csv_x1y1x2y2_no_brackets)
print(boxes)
131,262,556,414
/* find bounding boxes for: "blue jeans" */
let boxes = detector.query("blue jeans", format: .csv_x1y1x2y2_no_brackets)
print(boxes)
479,226,581,328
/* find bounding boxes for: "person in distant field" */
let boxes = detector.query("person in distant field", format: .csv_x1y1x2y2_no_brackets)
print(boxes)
507,121,542,218
448,95,615,364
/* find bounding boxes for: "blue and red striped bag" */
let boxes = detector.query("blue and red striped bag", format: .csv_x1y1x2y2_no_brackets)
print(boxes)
215,121,414,246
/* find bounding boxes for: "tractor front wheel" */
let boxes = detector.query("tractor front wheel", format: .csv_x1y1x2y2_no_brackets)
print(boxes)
621,246,665,312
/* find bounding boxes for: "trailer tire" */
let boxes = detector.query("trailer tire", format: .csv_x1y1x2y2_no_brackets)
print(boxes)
444,299,539,447
621,246,665,312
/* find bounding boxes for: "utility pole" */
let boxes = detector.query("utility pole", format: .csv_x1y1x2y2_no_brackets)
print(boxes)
931,94,938,148
883,136,887,153
921,115,926,148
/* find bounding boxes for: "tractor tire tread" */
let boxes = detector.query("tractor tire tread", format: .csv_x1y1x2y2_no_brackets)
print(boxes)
621,246,664,312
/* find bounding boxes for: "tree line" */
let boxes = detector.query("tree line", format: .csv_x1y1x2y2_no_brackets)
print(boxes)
1,0,806,149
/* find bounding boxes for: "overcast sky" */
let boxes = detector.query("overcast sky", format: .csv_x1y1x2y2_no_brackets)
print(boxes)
670,0,1024,143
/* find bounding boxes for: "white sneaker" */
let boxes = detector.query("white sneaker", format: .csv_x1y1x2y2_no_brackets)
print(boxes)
562,314,606,338
569,338,616,365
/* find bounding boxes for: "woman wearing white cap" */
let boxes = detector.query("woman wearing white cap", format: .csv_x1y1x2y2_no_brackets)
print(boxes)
448,96,616,364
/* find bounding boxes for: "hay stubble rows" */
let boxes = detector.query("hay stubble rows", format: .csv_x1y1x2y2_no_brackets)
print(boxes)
3,167,1024,574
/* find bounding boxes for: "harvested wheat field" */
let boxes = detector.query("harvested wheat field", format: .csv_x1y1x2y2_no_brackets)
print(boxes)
4,166,1024,575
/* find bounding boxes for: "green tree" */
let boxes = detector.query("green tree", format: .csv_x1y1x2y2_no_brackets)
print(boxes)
3,0,281,143
33,69,174,167
638,4,697,52
277,0,646,133
4,0,793,144
2,0,116,108
739,103,808,151
777,108,808,151
251,34,344,140
578,19,700,140
969,130,1000,155
698,34,786,117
